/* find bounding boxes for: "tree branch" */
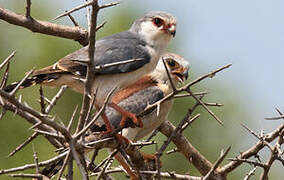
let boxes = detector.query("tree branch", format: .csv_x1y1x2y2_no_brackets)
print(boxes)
0,7,89,46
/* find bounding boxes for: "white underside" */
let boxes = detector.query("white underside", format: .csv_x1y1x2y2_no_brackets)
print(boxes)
122,99,173,142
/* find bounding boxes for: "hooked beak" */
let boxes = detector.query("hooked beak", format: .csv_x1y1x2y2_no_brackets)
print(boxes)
173,68,188,83
166,24,176,37
172,68,189,83
183,70,189,80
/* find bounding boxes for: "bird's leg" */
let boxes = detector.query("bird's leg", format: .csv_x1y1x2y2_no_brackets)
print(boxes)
109,102,143,128
101,113,114,134
115,133,130,145
95,104,113,134
114,152,139,180
95,104,132,145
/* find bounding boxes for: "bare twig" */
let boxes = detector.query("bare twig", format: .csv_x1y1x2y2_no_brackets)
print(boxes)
68,105,79,132
155,99,203,180
162,57,176,92
183,64,232,89
159,120,213,176
174,91,208,99
0,50,16,71
142,170,200,180
57,150,71,180
54,1,94,20
25,0,31,17
243,167,257,180
141,64,232,118
220,122,284,174
241,123,274,151
33,129,65,140
84,137,114,147
8,173,48,179
32,144,40,173
265,115,284,120
99,2,120,10
166,148,179,155
54,1,119,20
76,0,99,134
0,151,68,174
0,7,88,46
187,89,223,126
91,168,202,180
203,146,231,180
92,150,118,173
132,141,156,147
67,155,74,180
97,156,114,180
181,113,200,133
0,61,10,89
228,158,266,168
0,89,72,141
69,140,89,180
85,2,91,32
45,85,67,114
96,21,107,32
204,102,223,107
2,103,62,148
67,13,79,27
9,68,34,96
75,86,116,140
88,149,99,171
0,108,7,120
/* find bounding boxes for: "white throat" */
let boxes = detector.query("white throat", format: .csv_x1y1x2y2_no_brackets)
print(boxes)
136,21,172,52
149,68,177,87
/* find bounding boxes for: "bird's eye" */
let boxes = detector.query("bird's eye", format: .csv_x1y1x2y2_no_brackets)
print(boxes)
167,59,176,67
153,18,164,27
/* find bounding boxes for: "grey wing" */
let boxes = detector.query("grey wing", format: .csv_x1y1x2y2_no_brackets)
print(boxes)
57,31,151,76
106,86,164,129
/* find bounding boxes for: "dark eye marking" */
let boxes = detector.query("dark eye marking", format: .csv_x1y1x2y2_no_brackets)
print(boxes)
153,17,164,27
167,59,176,67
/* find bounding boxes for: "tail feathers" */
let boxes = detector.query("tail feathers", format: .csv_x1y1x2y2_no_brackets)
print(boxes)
3,73,60,93
41,159,64,178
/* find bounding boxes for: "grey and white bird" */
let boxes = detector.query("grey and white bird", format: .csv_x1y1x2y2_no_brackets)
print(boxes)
92,52,189,141
4,11,176,106
4,11,176,129
89,52,189,179
40,53,189,180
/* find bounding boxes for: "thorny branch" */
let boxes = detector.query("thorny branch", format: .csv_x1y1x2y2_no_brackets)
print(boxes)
0,7,89,46
0,50,16,70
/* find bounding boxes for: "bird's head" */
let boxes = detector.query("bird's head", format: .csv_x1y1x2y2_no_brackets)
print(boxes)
130,11,176,50
151,53,189,86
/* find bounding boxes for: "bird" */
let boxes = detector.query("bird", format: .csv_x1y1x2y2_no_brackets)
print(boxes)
4,11,177,130
89,52,190,179
40,52,189,180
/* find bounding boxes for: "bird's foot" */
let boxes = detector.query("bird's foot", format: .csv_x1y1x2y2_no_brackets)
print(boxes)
109,102,143,128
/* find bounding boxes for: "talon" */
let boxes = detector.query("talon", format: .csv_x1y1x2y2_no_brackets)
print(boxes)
109,102,143,128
